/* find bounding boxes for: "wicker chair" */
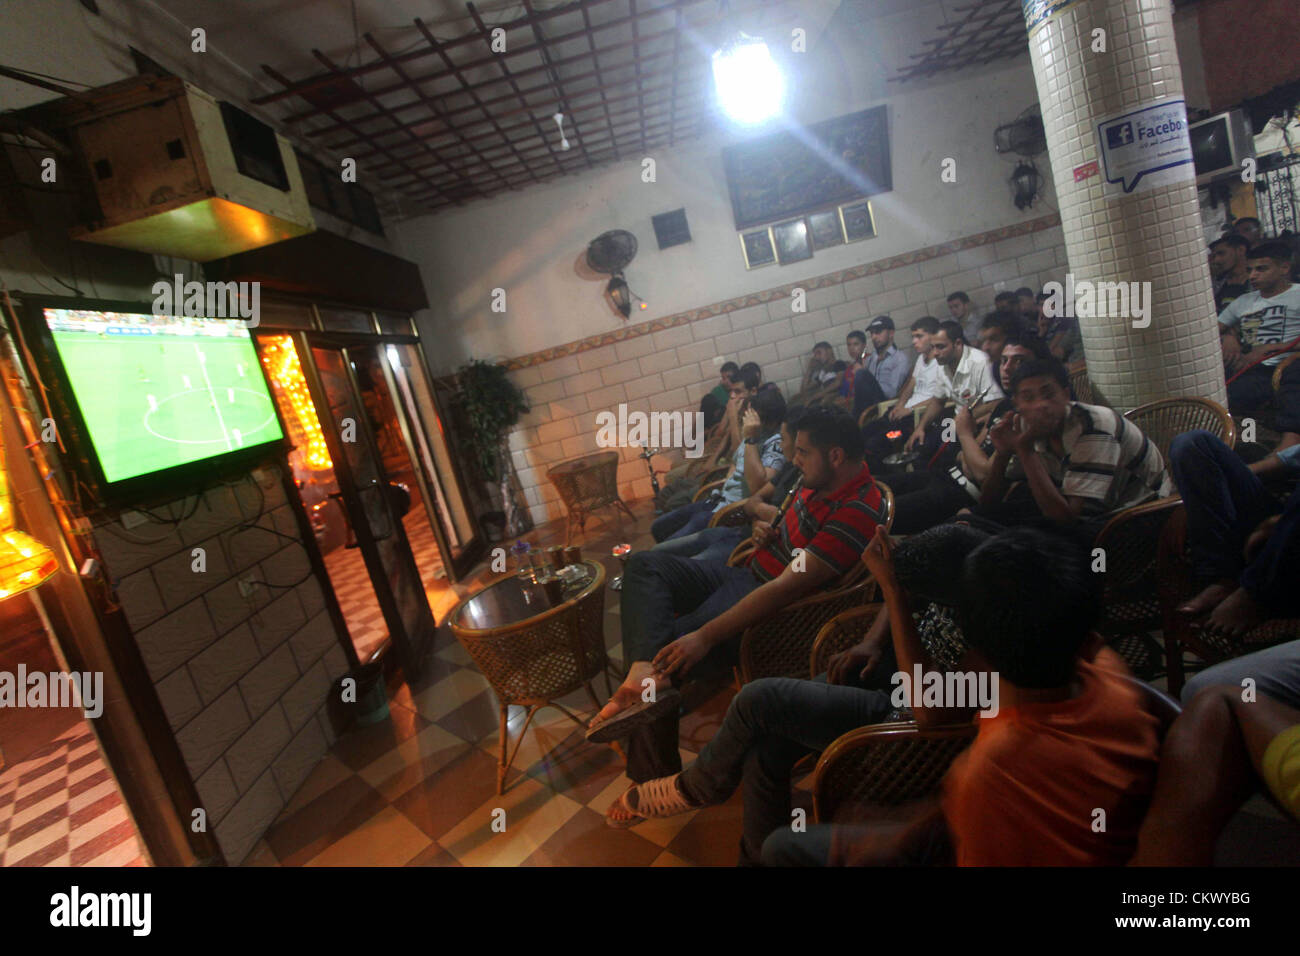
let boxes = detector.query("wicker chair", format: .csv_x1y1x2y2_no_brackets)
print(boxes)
736,482,895,683
692,477,726,503
1273,353,1300,393
809,603,886,677
709,499,752,529
1124,397,1235,465
546,451,636,545
1156,504,1300,696
811,721,977,824
810,676,1179,827
1093,495,1184,680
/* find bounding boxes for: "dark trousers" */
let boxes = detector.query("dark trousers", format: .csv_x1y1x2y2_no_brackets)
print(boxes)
852,368,888,421
677,671,896,865
760,815,954,867
886,468,975,534
651,498,715,543
1228,360,1300,432
618,551,760,780
1169,429,1300,615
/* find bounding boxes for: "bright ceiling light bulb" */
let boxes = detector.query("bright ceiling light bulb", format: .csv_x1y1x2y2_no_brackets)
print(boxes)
713,36,784,124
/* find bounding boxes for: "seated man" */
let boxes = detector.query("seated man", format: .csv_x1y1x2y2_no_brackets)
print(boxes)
801,342,840,392
1132,685,1300,865
597,523,988,863
1210,234,1252,312
1166,429,1300,641
947,290,982,347
740,360,763,388
764,526,1161,866
1218,240,1300,450
902,320,1004,456
887,332,1048,534
839,330,868,403
651,386,785,544
655,405,805,563
699,360,739,430
587,405,887,786
855,315,909,416
862,316,942,460
975,310,1022,369
973,357,1172,537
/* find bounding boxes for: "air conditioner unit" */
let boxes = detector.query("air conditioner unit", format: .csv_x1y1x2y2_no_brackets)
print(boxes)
24,75,315,261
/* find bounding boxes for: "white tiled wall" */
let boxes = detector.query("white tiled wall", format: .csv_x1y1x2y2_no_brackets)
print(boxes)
507,223,1069,526
91,463,351,865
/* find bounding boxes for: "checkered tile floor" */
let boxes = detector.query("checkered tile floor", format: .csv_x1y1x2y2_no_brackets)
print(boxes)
0,724,146,867
244,496,761,866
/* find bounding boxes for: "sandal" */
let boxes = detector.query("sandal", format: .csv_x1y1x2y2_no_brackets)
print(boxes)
605,774,696,828
585,688,681,744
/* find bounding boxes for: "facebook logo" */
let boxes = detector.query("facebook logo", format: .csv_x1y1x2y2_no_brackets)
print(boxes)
1106,122,1134,149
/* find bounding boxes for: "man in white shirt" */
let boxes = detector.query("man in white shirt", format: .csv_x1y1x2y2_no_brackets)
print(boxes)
1218,240,1300,449
861,316,941,467
905,320,1005,452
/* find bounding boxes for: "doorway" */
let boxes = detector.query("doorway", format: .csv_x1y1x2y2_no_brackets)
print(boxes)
255,329,482,681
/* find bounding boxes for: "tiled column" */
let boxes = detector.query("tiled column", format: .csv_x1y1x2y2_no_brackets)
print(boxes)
1024,0,1226,410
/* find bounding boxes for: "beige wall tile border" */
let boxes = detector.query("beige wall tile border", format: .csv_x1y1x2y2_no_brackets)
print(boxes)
498,212,1062,372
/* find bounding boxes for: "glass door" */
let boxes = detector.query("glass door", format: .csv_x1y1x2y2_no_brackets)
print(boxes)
379,343,484,582
302,340,436,680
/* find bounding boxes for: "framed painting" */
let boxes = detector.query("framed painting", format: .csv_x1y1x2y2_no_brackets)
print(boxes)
723,105,892,230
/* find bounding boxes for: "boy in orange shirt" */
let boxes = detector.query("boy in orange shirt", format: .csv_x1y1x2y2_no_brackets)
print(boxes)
762,525,1162,866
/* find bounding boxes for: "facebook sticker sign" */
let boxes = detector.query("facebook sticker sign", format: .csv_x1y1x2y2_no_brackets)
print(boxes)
1095,97,1194,198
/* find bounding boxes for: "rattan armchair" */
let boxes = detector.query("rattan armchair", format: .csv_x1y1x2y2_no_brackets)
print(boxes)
809,603,886,677
1156,504,1300,696
709,499,752,529
810,675,1179,827
735,482,895,683
811,721,977,824
1273,353,1300,392
859,400,898,428
1124,397,1235,465
1093,495,1184,680
692,477,726,503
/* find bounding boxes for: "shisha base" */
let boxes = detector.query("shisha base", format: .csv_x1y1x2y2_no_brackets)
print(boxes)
609,543,632,590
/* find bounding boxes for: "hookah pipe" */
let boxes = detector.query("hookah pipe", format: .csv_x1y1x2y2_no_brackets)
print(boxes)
637,444,663,498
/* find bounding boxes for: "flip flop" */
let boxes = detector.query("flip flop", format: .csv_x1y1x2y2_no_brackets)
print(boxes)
585,688,681,744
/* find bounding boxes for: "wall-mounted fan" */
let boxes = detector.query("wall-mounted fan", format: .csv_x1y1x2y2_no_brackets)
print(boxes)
586,229,645,318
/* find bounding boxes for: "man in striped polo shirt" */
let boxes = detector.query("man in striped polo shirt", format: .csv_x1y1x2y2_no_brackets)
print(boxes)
975,358,1172,536
587,405,887,783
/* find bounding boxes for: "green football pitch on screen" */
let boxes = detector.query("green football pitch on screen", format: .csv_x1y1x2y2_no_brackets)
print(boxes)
50,330,283,484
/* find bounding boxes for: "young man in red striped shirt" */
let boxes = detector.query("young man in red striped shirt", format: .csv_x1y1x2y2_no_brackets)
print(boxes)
587,405,887,785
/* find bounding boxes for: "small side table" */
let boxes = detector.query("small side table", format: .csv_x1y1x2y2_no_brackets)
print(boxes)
546,451,635,544
449,561,616,793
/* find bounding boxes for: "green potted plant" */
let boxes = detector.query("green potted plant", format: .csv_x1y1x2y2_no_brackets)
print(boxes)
453,358,531,538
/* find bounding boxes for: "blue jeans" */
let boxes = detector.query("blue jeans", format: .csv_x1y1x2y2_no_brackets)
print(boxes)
677,676,894,865
652,526,746,562
618,551,761,781
1182,639,1300,709
650,499,716,542
1169,430,1300,614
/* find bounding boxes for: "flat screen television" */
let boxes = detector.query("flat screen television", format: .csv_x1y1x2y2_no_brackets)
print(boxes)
18,296,287,507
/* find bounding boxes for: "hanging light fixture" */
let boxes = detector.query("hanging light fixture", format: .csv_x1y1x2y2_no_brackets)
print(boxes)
712,33,784,124
1011,161,1042,210
0,420,57,602
604,272,647,318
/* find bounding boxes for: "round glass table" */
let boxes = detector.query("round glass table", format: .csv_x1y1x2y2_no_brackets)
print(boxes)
449,560,615,793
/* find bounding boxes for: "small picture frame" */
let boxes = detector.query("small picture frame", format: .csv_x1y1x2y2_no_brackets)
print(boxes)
772,218,813,265
807,208,844,250
739,227,776,269
839,200,877,242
